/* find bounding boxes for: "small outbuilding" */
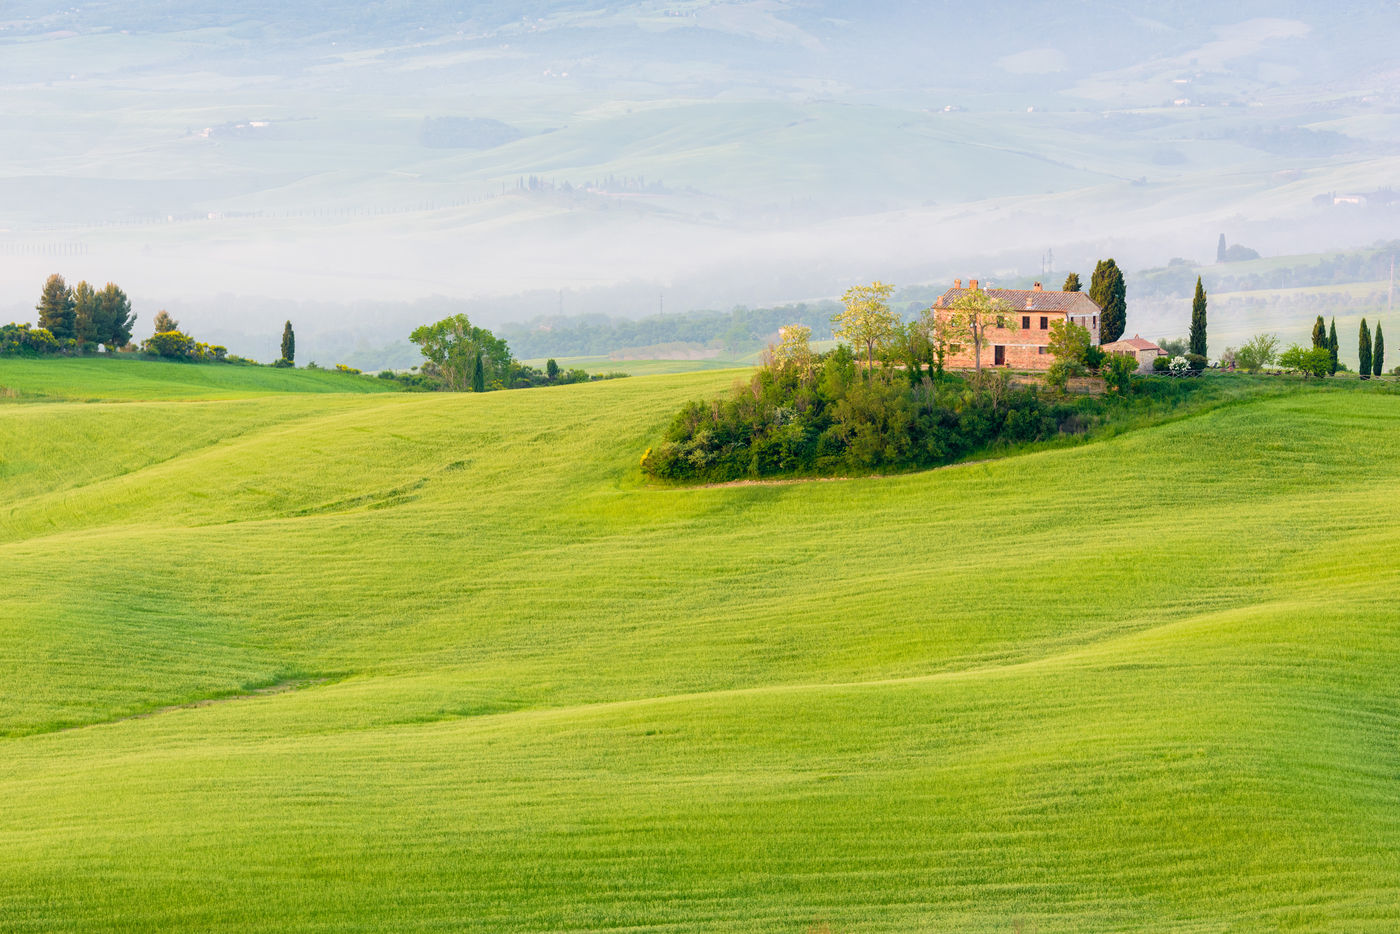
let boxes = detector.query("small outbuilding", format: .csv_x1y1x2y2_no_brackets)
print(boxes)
1101,335,1167,373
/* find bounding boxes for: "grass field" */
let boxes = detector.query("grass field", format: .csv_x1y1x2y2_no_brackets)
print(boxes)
0,356,400,401
2,358,1399,931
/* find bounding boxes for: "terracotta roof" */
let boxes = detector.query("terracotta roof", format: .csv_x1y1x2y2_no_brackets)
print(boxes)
1102,336,1164,352
935,287,1103,314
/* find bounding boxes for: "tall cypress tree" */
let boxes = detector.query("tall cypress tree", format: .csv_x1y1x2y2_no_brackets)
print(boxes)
1373,322,1384,377
1216,234,1227,263
471,348,485,392
281,321,295,363
36,273,75,340
1311,315,1327,349
1189,276,1208,357
1328,318,1339,374
1090,259,1127,343
1358,318,1372,378
1061,272,1081,292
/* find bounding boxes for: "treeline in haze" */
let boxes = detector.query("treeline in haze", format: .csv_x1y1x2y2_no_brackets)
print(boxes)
499,287,952,360
1137,240,1400,299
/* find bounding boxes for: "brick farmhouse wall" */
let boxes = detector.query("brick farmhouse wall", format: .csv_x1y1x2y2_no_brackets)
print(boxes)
941,309,1067,372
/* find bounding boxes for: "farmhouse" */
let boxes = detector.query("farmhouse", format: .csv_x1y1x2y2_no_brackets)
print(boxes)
934,279,1103,371
1101,335,1167,373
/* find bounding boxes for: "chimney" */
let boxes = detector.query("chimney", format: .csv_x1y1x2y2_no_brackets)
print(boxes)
969,278,979,291
1033,282,1043,291
954,278,962,289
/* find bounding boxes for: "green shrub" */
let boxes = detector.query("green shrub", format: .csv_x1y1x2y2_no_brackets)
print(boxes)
0,322,61,356
1102,352,1138,394
1185,353,1208,371
272,358,295,368
1279,345,1331,378
1152,355,1169,372
142,331,196,359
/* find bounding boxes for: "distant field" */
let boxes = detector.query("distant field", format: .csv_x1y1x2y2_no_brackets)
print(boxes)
524,355,757,375
1,360,1399,930
0,356,400,401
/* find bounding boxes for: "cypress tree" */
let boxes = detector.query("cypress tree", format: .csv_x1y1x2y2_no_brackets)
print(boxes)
1216,234,1227,263
546,358,560,380
1090,259,1127,344
1061,272,1081,292
471,348,485,392
1189,276,1208,357
1328,319,1339,374
36,273,75,340
1311,315,1327,349
1373,322,1384,377
281,320,295,363
1358,318,1372,378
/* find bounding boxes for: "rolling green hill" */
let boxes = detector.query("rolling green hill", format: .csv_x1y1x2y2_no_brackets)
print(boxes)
0,356,400,401
1,360,1398,930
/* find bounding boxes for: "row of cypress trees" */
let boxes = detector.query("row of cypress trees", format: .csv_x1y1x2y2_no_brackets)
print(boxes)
1311,314,1386,377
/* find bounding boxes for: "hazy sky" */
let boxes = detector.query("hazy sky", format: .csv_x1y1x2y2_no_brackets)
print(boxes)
2,1,1398,356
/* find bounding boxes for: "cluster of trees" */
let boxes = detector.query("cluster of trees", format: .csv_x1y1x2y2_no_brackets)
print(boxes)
137,309,229,362
1215,314,1389,380
408,314,626,391
2,274,238,365
640,343,1098,482
1216,235,1261,263
3,274,136,357
19,274,138,353
643,283,1144,483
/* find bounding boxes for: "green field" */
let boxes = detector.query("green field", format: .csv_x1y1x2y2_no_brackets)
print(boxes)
2,359,1399,931
0,356,399,401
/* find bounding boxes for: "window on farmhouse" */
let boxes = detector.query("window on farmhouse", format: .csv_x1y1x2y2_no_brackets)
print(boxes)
996,315,1004,328
1038,346,1047,355
949,343,962,354
1040,316,1048,330
1022,315,1030,329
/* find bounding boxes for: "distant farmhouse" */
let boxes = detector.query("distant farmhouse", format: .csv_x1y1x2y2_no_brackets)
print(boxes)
934,279,1102,371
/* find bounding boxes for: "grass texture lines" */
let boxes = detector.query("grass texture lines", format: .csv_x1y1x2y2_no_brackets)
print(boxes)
0,359,1398,931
